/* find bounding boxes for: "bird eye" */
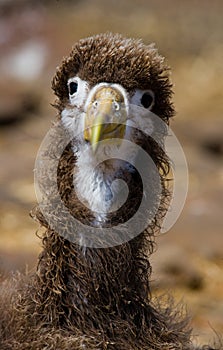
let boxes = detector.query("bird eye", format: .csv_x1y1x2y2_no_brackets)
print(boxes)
66,77,89,108
130,89,155,110
141,92,154,109
68,81,78,95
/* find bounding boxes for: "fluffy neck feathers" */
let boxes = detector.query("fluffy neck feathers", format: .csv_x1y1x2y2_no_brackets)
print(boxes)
74,143,137,223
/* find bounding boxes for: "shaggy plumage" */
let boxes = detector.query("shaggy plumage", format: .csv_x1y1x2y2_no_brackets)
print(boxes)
0,33,220,349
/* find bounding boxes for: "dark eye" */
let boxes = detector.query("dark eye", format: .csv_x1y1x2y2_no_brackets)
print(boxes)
141,92,154,109
68,81,78,95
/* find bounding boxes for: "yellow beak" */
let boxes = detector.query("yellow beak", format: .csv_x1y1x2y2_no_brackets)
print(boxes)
84,86,127,152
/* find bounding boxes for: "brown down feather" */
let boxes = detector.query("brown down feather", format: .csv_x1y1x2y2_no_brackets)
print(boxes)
0,33,220,350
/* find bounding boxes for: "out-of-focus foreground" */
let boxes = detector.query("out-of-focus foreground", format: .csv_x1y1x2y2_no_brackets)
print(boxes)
0,0,222,345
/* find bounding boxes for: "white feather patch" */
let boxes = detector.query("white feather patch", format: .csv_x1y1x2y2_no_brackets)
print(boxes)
68,77,89,108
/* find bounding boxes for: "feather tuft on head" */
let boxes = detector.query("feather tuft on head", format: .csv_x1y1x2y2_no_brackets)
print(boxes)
52,33,174,122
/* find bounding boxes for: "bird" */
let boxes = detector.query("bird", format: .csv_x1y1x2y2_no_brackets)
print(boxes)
0,33,219,350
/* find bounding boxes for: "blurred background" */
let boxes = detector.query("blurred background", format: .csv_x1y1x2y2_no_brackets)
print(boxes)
0,0,222,345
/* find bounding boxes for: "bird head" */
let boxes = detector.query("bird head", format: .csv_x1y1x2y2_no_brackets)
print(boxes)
51,33,174,227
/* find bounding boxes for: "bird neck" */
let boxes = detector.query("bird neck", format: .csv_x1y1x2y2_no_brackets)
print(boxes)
54,144,145,232
32,140,168,328
36,229,153,329
74,142,137,222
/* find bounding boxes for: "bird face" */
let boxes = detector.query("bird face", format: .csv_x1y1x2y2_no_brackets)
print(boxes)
61,77,156,219
52,33,174,224
62,77,154,146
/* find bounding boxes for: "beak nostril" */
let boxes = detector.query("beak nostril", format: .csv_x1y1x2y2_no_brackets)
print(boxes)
93,101,98,109
113,101,120,111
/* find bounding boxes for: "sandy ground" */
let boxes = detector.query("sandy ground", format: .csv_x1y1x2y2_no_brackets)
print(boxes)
0,0,222,346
